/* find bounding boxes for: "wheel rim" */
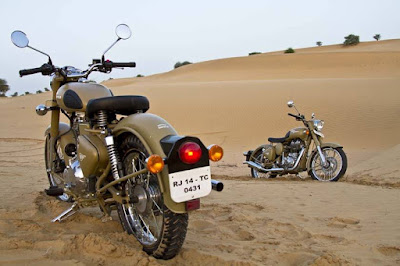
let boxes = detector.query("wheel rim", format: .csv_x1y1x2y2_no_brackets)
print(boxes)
45,137,70,201
311,148,343,181
121,149,163,246
251,153,274,178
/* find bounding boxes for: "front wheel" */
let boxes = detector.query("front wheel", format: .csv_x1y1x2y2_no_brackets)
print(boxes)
116,135,188,260
309,147,347,182
250,150,277,179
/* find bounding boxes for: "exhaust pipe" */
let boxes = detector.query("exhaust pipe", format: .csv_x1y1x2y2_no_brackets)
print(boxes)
244,148,305,172
211,179,224,192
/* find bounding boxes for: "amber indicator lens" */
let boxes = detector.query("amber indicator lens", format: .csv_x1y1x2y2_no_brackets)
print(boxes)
208,144,223,162
146,155,164,174
179,142,202,164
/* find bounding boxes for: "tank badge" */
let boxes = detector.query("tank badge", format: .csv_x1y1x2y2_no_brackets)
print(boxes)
157,124,169,129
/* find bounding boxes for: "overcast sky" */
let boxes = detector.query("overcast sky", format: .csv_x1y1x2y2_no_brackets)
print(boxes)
1,0,399,95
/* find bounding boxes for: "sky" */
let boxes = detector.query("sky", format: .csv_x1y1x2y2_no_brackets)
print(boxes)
1,0,399,95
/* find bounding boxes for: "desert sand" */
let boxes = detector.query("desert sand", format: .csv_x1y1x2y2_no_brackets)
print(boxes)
0,40,399,265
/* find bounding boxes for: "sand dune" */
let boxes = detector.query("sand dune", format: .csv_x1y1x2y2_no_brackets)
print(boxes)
1,40,399,265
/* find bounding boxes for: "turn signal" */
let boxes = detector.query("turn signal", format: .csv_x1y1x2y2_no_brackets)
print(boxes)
208,144,223,162
179,142,202,164
146,155,164,174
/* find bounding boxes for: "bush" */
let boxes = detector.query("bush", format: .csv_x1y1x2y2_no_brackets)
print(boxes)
284,48,295,53
36,90,42,94
343,34,360,46
136,74,144,77
316,41,322,47
174,61,192,69
249,52,261,56
11,92,18,97
373,34,381,41
25,91,30,95
44,87,50,92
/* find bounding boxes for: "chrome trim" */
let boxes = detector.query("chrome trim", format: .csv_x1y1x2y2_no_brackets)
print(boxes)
317,146,327,166
244,148,305,172
36,104,48,116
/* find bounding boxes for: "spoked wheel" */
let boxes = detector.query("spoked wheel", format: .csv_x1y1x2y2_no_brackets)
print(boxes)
44,135,71,201
250,150,277,179
117,135,188,260
309,147,347,182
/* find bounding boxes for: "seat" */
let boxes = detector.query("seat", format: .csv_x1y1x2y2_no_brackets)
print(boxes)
268,131,290,143
86,95,149,118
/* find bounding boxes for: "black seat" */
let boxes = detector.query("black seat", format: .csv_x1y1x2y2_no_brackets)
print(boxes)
268,131,290,143
86,96,149,118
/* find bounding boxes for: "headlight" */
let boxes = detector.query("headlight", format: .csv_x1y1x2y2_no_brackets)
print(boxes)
313,120,324,131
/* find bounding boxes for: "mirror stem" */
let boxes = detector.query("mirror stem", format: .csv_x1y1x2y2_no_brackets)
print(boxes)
102,38,121,62
28,45,53,65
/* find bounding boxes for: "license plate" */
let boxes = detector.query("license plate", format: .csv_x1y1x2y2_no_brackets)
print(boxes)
168,166,211,203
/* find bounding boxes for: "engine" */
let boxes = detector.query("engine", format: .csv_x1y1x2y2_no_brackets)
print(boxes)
63,156,89,197
281,139,305,169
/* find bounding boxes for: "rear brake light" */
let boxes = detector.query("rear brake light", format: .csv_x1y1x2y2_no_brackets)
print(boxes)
179,142,202,164
186,198,200,211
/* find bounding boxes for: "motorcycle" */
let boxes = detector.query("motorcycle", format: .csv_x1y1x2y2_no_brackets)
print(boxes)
243,101,347,181
11,24,224,260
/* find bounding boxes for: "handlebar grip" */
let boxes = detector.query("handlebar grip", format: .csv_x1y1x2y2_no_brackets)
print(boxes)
19,67,43,77
111,62,136,68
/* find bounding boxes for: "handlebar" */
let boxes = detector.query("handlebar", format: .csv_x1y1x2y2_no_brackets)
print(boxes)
288,113,305,120
105,61,136,68
19,64,54,77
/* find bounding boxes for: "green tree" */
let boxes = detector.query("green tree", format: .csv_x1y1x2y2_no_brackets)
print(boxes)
44,87,50,92
136,74,145,77
11,92,18,97
0,79,10,97
174,61,192,69
249,52,261,56
373,34,381,41
36,90,43,94
316,41,322,47
343,34,360,46
284,47,295,53
25,91,30,95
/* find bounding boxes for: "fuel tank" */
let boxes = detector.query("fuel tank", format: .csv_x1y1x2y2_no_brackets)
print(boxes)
56,82,113,112
287,127,309,141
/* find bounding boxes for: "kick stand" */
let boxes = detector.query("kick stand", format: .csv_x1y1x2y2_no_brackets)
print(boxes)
51,202,79,223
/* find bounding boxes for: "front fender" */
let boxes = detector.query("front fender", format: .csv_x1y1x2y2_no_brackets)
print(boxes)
306,142,343,170
113,113,187,213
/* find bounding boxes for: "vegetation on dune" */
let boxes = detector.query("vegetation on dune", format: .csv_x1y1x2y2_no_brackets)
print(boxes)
0,79,10,97
136,74,145,77
373,34,381,41
249,52,261,56
25,91,30,95
36,90,42,94
174,61,192,69
343,34,360,46
284,47,295,53
11,92,18,97
44,87,50,92
316,41,322,47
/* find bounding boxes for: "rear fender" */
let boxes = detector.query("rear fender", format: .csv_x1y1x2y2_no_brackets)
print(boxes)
247,144,274,163
113,113,187,213
306,142,343,170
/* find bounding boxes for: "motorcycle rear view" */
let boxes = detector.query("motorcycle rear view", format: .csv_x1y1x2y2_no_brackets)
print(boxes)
11,24,224,259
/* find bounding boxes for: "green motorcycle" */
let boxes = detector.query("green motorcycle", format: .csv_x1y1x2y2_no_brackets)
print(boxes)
244,101,347,181
11,24,224,260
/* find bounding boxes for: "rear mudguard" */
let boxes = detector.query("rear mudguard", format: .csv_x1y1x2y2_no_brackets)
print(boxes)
113,113,187,214
245,144,272,164
306,142,344,170
45,123,75,163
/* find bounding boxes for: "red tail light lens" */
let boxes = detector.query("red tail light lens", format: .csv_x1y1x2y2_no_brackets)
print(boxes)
179,142,202,164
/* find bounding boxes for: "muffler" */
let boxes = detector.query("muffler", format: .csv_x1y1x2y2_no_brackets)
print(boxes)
211,179,224,192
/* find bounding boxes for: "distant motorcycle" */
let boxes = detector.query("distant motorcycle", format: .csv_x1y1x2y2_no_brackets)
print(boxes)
11,24,224,260
243,101,347,181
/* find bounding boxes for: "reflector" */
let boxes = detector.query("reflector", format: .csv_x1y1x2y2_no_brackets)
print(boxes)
146,155,164,174
208,144,223,162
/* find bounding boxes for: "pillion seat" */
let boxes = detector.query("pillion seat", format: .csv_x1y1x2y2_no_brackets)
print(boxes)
268,131,290,143
86,95,149,118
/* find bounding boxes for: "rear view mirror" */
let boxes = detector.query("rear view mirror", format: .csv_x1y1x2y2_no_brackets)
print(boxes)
11,31,29,48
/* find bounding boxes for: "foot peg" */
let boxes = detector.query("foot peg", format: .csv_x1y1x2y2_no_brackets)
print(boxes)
45,186,64,197
51,202,79,223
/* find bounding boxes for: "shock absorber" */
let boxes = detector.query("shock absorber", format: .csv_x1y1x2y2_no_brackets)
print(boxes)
97,111,122,180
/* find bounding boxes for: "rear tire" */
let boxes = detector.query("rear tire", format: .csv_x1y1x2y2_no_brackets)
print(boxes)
250,150,277,179
116,135,188,259
309,147,347,182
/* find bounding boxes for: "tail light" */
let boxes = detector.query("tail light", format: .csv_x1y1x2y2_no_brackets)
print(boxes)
179,142,202,164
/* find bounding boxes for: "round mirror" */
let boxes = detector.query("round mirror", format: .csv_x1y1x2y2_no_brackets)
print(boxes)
11,30,29,48
115,24,132,40
287,101,294,108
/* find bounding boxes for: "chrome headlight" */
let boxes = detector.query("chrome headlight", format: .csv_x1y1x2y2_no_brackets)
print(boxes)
313,120,324,131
